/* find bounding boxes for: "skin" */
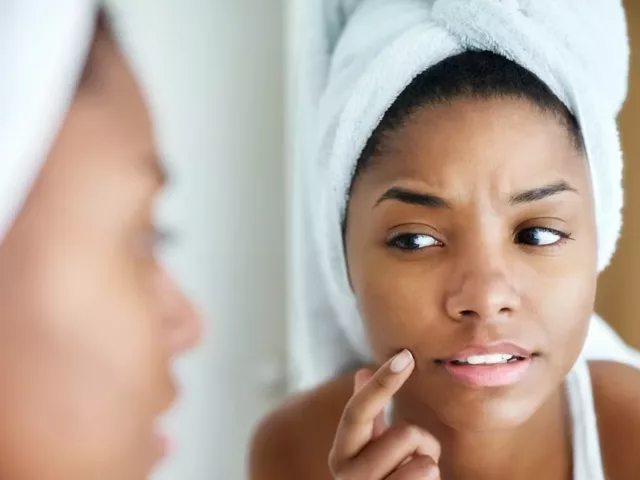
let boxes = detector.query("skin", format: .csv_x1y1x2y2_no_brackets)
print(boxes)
0,18,201,480
250,96,640,479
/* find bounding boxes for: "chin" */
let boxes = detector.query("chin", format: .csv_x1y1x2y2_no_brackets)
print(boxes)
432,392,544,432
401,367,554,432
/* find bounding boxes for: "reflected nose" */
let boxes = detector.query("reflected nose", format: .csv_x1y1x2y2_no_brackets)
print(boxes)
158,268,204,355
444,253,521,322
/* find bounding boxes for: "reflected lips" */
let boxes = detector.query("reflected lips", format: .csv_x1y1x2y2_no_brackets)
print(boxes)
152,426,172,466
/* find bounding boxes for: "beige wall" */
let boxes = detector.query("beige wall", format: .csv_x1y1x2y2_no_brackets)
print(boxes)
596,1,640,348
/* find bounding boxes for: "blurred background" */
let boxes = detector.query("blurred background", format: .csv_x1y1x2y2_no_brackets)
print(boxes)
597,0,640,351
104,0,640,478
111,1,288,478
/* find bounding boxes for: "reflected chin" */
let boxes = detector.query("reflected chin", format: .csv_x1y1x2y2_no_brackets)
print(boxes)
150,427,172,470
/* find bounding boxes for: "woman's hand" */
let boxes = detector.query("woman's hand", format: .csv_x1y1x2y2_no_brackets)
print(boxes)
328,350,441,479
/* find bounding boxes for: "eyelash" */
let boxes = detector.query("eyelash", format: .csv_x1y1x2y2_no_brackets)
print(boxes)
514,227,573,247
153,227,178,250
137,226,178,257
387,227,573,252
387,233,444,251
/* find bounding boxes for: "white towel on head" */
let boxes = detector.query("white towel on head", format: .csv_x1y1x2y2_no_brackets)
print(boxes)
292,0,640,389
0,1,98,244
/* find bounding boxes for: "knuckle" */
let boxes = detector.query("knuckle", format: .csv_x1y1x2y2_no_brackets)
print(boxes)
417,431,441,458
328,451,355,479
327,448,341,473
413,454,438,469
392,424,441,457
372,372,393,391
396,456,439,479
398,424,423,443
430,439,442,458
328,448,367,480
329,462,356,480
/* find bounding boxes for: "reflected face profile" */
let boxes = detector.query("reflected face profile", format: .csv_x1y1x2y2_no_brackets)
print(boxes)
0,15,201,480
345,86,597,431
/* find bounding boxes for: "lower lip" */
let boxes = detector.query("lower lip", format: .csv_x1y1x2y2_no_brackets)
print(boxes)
443,358,532,387
152,429,172,464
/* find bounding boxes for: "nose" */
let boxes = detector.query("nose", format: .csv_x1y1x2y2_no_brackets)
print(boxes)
444,251,521,323
158,268,204,356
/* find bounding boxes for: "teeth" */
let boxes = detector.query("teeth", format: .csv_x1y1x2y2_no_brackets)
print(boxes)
458,354,515,365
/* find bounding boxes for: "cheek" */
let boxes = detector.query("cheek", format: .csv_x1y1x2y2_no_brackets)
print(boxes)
353,247,597,368
0,244,169,477
530,260,596,369
354,258,444,362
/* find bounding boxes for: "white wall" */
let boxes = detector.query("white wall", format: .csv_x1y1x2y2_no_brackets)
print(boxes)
109,1,288,478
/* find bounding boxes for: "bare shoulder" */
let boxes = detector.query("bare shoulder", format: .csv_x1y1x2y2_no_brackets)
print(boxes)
248,371,355,480
590,360,640,480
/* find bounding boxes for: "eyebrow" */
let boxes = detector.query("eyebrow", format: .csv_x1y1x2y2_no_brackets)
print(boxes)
374,180,578,209
375,187,451,209
508,180,577,205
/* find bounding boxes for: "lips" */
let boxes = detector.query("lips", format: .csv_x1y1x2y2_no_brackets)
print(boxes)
151,383,179,468
435,342,537,388
153,427,171,458
437,342,533,363
150,423,172,470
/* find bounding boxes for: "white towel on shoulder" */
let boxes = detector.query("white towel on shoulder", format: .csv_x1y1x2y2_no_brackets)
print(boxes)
291,0,640,389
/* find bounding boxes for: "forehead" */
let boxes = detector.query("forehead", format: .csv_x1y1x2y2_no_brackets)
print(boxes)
361,96,588,193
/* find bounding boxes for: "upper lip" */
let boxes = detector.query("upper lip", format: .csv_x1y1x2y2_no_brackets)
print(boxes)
439,342,533,362
158,377,180,416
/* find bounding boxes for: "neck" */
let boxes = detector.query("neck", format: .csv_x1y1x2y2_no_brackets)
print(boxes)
392,386,572,480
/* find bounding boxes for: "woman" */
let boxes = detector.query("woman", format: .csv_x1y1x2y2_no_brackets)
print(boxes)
0,5,201,480
250,1,640,479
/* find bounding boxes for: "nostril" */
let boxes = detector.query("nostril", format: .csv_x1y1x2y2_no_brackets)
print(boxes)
460,310,474,317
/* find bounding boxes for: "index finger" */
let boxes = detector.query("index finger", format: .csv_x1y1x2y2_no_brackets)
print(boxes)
331,349,415,461
355,369,389,439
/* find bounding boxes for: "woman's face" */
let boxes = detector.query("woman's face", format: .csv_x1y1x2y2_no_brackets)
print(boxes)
0,21,201,480
346,96,597,431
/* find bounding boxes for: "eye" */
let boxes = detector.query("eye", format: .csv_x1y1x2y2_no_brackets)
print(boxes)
515,227,571,246
388,233,442,251
152,226,178,252
136,226,178,258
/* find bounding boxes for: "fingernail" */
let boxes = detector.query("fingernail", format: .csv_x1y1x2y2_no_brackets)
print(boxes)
390,349,413,373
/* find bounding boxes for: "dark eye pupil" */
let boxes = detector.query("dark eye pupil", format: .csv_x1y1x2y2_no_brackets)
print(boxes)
395,234,421,249
518,228,542,245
